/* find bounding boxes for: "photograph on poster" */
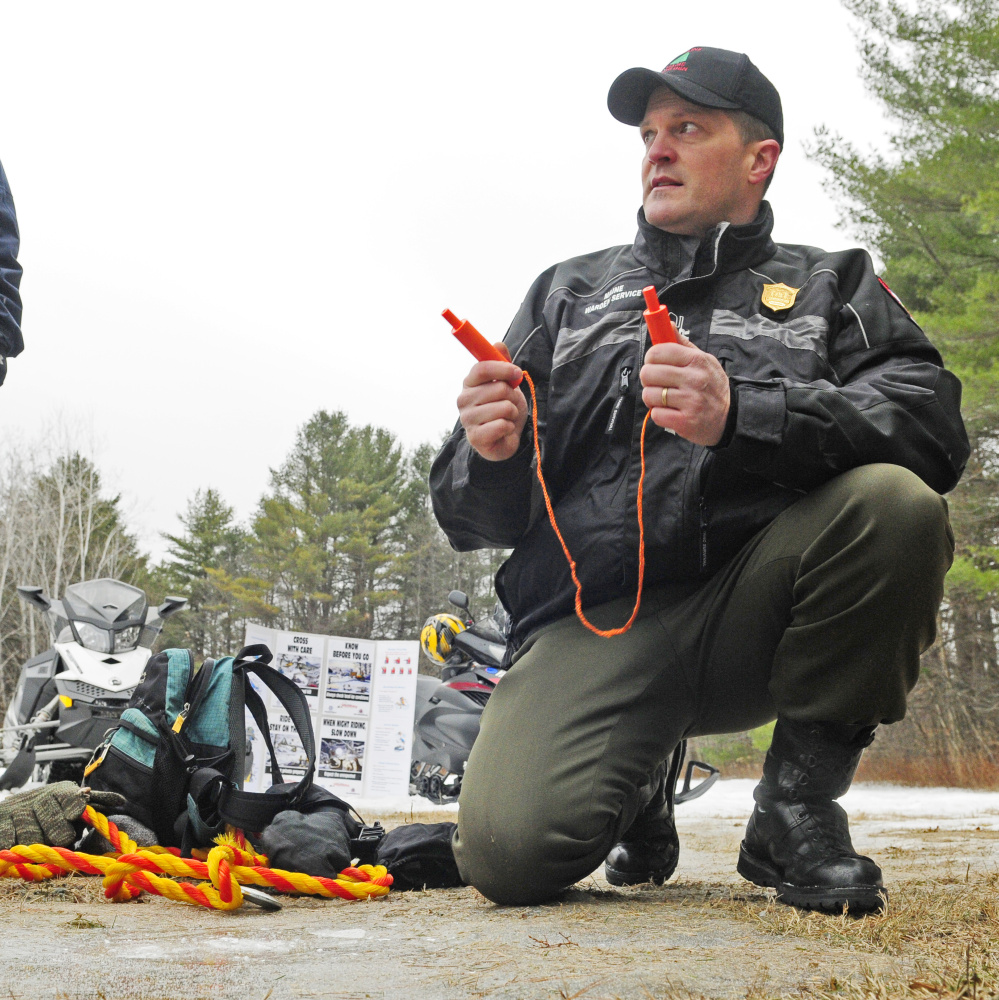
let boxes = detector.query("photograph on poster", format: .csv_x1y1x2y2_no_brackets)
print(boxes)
275,651,321,694
265,711,311,777
318,716,367,782
324,638,374,716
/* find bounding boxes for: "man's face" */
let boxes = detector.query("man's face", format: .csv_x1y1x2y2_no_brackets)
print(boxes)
640,88,761,237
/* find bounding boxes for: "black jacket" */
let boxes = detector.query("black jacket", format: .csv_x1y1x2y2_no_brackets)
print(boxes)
430,204,969,648
0,158,23,362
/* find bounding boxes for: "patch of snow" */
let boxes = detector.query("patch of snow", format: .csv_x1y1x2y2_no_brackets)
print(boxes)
122,937,293,960
354,795,459,814
205,937,291,954
353,781,999,829
674,779,999,830
122,944,173,960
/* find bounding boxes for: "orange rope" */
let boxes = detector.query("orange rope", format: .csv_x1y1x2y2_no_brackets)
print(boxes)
523,371,650,638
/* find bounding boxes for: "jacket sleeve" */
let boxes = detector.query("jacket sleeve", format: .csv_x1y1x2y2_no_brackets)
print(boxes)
429,266,557,550
0,159,23,360
715,251,969,495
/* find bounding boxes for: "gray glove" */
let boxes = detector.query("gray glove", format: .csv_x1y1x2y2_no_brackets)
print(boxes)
0,782,126,849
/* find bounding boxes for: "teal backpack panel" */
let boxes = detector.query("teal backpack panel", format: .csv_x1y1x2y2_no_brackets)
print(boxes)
185,656,235,748
108,708,159,768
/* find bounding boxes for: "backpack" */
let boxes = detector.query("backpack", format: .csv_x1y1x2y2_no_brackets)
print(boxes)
85,643,316,850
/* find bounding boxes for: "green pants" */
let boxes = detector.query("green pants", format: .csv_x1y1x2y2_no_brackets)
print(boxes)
454,464,954,904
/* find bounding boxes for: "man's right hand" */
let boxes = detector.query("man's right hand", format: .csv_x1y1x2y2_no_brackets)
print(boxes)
457,342,528,462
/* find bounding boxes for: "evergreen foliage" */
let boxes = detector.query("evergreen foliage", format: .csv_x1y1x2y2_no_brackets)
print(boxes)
152,488,275,657
810,0,999,777
147,413,503,664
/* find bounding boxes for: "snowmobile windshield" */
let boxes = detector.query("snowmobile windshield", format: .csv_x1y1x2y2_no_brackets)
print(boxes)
61,579,149,653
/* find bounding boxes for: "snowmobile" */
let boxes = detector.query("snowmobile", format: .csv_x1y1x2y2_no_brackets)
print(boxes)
0,579,186,790
411,590,720,806
411,590,509,804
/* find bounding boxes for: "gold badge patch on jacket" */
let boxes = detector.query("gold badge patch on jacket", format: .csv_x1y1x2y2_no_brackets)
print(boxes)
761,283,799,312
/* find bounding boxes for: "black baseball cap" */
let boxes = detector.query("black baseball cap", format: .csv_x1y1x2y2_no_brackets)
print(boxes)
607,47,783,148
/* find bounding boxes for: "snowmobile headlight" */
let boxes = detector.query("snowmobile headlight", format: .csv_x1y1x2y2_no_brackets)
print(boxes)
113,625,141,652
75,622,113,653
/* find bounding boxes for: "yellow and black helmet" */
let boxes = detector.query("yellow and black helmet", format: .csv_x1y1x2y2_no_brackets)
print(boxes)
420,613,466,664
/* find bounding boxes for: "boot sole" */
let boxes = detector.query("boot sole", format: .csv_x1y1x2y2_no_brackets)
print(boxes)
737,843,887,914
603,861,677,887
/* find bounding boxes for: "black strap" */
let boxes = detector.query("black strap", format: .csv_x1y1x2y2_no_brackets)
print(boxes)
150,721,197,845
236,657,316,765
212,644,317,831
235,643,273,664
118,716,158,742
244,682,283,785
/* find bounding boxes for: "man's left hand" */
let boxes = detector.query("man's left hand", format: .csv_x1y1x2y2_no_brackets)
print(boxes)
640,334,730,446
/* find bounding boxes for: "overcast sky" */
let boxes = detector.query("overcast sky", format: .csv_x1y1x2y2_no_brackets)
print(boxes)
0,0,889,561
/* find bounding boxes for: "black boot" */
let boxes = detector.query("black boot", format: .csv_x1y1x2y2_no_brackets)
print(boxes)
738,718,885,913
604,744,682,887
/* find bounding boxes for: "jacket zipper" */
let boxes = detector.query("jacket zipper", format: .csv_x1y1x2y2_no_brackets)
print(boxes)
698,497,709,572
604,365,633,436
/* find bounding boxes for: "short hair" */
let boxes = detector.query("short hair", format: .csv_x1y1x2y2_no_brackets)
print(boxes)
727,110,778,194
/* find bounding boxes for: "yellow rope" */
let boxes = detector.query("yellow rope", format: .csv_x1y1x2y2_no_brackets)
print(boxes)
0,806,391,911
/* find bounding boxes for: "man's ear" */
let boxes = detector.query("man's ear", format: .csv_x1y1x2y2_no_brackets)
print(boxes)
748,140,780,187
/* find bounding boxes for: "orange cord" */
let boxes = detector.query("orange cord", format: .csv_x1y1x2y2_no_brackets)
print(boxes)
523,371,650,638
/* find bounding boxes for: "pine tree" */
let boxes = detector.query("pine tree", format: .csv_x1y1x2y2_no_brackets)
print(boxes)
811,0,999,779
251,411,407,638
154,488,273,658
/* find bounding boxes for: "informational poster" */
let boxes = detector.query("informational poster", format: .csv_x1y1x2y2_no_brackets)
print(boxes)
244,626,419,800
364,643,419,797
323,637,375,718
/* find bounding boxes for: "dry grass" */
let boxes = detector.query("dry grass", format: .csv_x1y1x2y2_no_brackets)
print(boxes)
672,870,999,999
0,870,107,905
708,754,999,789
640,960,999,1000
743,872,999,952
857,754,999,790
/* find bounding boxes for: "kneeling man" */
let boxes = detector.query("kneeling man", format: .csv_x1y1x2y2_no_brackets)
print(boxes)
430,46,968,912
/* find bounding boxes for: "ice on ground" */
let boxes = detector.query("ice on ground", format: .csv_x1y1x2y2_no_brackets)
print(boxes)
356,781,999,830
6,779,997,830
357,795,460,814
123,936,294,960
677,780,999,831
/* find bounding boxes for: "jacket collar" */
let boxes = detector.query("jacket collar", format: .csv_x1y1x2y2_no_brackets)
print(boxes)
632,201,777,282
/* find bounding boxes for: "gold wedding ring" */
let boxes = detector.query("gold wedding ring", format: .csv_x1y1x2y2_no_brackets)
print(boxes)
661,386,669,408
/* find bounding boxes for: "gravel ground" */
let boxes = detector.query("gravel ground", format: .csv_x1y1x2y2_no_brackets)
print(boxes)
1,783,997,1000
